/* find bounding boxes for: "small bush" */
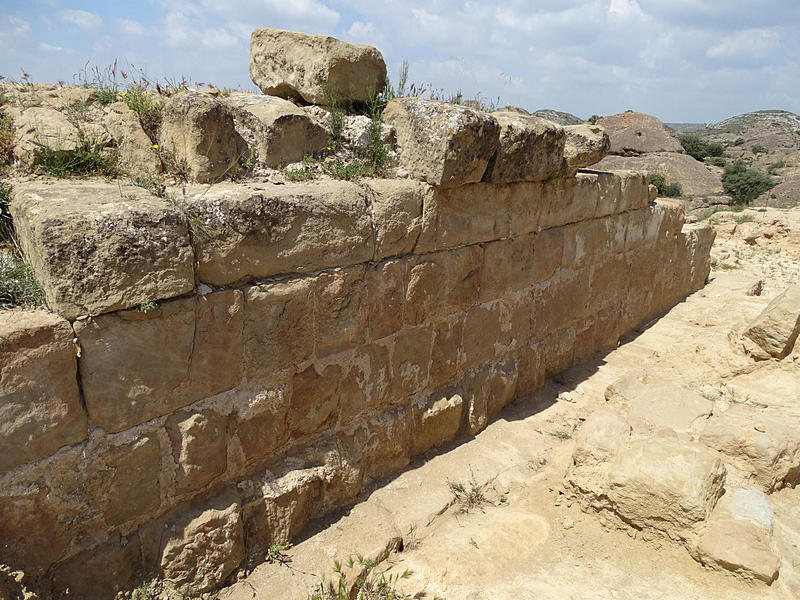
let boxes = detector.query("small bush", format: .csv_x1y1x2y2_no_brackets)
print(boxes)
705,156,727,167
722,160,773,205
733,137,745,146
327,158,364,181
31,140,120,177
648,173,682,197
94,88,118,106
679,134,724,161
588,114,601,124
285,156,317,182
751,144,768,154
123,85,163,142
0,110,14,167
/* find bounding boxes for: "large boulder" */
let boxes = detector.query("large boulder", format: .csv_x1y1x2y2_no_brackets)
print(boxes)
158,91,248,183
226,92,328,167
249,28,386,105
482,110,567,183
563,123,610,169
740,285,800,359
383,97,500,188
595,152,723,197
597,110,684,154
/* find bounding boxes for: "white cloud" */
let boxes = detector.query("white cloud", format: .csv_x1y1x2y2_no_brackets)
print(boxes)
115,18,146,36
608,0,646,20
39,41,65,52
707,28,779,61
59,9,102,30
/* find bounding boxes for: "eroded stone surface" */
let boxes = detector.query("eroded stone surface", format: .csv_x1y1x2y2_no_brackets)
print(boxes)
741,285,800,359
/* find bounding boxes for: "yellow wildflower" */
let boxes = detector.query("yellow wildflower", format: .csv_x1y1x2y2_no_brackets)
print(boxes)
152,144,159,149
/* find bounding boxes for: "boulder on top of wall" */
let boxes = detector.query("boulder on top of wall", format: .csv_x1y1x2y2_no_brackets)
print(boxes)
482,110,568,183
383,97,501,188
249,28,386,105
226,92,329,167
158,91,248,183
597,110,684,155
9,181,195,319
563,123,610,169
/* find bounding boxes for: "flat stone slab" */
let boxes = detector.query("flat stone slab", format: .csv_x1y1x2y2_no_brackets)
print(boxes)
10,181,195,319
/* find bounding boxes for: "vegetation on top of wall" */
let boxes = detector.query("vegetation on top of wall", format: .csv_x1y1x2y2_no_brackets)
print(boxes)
721,160,774,205
31,139,120,177
0,109,13,168
0,182,45,310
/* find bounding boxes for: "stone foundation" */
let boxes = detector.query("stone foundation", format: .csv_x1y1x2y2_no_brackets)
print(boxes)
0,168,714,597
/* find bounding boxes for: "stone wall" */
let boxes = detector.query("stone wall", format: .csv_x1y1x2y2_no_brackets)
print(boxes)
1,168,714,597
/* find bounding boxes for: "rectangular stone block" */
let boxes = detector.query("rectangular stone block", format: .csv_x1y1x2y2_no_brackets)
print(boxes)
166,409,228,494
539,174,599,230
415,183,511,253
10,181,195,319
479,233,536,302
77,291,243,433
412,394,464,455
244,277,314,377
429,313,465,389
189,181,374,286
405,246,482,325
462,301,513,371
363,178,426,259
314,265,368,357
233,379,290,466
103,433,162,526
508,181,545,236
532,269,591,338
338,344,392,423
0,310,86,472
367,258,408,341
289,363,342,436
532,226,565,281
383,325,433,402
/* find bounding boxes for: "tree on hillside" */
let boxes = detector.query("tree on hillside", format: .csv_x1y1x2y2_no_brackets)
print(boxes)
721,160,773,205
678,134,724,161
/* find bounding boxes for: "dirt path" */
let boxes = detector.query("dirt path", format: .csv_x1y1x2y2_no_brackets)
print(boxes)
221,205,800,600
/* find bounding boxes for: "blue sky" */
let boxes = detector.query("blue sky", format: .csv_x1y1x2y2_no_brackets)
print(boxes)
1,0,799,122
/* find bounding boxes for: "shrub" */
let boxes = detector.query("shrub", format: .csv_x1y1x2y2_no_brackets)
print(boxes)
751,144,768,154
649,173,682,197
31,140,120,177
94,88,118,106
0,182,12,245
0,110,13,167
679,134,724,161
123,85,163,142
722,160,773,205
705,156,727,167
733,137,745,146
588,114,600,124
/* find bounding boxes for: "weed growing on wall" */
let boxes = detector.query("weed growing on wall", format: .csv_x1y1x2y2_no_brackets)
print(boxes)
31,139,120,177
0,110,14,168
123,84,164,142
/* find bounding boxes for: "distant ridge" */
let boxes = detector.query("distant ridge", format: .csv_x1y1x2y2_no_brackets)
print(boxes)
532,109,584,126
664,123,708,133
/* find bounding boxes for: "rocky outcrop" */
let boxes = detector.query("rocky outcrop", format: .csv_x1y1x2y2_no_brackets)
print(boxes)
249,28,386,105
596,152,724,197
532,108,584,126
598,110,684,155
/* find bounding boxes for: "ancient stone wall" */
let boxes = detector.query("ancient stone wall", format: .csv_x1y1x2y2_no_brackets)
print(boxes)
1,169,714,597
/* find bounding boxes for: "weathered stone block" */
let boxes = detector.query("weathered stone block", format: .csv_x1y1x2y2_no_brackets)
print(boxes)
104,433,162,526
234,380,290,465
159,91,248,183
463,358,518,434
538,174,600,230
159,491,245,593
479,233,536,302
533,270,591,338
483,111,567,183
405,246,482,325
188,181,373,286
314,266,368,357
227,92,328,167
695,518,780,583
416,183,511,253
103,101,160,176
0,311,86,472
10,181,195,319
289,363,341,436
383,98,500,188
249,28,386,105
243,278,314,377
77,291,243,433
384,326,433,402
508,181,545,236
367,259,408,341
344,408,412,480
167,410,227,494
429,313,466,389
363,179,426,259
563,123,610,169
462,302,512,371
412,394,464,455
741,285,800,360
338,344,392,423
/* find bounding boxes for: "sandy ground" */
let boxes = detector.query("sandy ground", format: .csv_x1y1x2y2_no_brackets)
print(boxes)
220,204,800,600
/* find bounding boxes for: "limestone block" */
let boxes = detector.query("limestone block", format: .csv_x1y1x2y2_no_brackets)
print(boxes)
226,92,328,167
167,410,227,494
700,405,800,492
159,491,245,593
607,438,726,535
9,181,195,319
344,408,412,480
412,394,464,455
77,291,243,433
290,363,342,436
103,433,162,526
188,181,373,286
532,226,565,281
383,98,501,188
741,285,800,360
0,310,86,472
363,179,426,259
234,380,290,465
464,358,518,434
483,111,567,183
366,259,408,341
508,181,546,236
479,233,536,302
538,174,600,230
563,123,610,169
682,223,716,292
695,518,780,583
341,114,395,150
50,535,142,599
533,270,591,338
416,183,512,253
9,105,82,164
572,409,631,468
102,101,160,175
593,170,624,218
314,266,368,357
249,28,386,105
462,302,512,371
541,327,577,378
562,217,618,269
384,325,433,402
405,246,482,325
588,256,630,315
338,344,392,423
517,340,546,397
429,313,466,389
158,91,248,183
243,278,314,377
